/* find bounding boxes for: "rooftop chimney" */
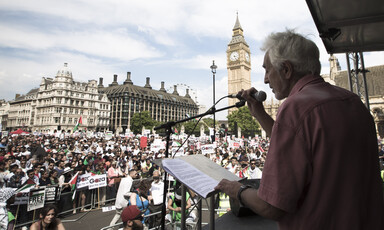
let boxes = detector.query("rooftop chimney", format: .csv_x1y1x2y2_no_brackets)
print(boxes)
98,77,104,88
124,72,133,85
159,81,166,92
185,88,191,98
109,74,118,86
144,77,152,89
172,85,179,96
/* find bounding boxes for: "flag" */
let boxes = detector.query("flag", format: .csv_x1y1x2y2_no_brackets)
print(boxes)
186,114,197,122
258,145,265,153
73,116,83,132
15,180,35,194
174,128,179,135
69,172,79,200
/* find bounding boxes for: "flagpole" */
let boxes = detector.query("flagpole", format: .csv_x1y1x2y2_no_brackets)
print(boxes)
13,205,20,230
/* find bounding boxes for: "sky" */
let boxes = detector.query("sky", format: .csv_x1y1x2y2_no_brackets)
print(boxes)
1,0,383,120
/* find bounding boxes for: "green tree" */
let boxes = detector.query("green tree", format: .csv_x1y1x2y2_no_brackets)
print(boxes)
182,121,202,136
130,111,158,134
227,106,261,137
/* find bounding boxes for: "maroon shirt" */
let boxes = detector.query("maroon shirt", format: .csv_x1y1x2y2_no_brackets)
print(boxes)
258,75,384,230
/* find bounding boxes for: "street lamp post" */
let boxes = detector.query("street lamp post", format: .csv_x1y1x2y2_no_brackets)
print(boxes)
210,61,217,230
210,60,217,143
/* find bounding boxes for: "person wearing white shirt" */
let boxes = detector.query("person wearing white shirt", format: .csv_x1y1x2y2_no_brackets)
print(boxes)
149,170,164,228
109,169,139,228
244,159,262,179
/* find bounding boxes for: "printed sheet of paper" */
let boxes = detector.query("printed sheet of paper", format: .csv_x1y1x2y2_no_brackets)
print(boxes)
162,158,219,198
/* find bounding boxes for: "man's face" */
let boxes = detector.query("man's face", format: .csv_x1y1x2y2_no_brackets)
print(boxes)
263,52,290,100
153,171,160,182
250,161,256,170
131,219,144,230
130,170,138,179
20,161,26,168
28,171,34,179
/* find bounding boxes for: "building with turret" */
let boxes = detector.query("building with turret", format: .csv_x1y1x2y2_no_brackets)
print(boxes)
7,63,111,132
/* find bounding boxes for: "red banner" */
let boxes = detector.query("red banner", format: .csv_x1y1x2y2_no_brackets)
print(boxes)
140,136,148,149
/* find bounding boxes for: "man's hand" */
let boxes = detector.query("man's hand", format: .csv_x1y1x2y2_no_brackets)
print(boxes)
214,179,242,200
239,88,264,118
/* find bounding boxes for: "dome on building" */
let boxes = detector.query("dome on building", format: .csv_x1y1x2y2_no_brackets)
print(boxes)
56,63,73,78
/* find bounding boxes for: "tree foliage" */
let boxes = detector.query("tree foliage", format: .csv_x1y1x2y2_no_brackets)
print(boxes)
227,106,261,137
130,111,158,134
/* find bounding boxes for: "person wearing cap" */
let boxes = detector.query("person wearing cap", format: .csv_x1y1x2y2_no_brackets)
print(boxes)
120,205,143,230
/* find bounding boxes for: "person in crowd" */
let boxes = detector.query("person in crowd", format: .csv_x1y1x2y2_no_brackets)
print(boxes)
129,180,150,225
107,161,120,202
215,29,384,229
225,157,238,173
58,167,74,213
30,204,65,230
243,159,262,179
148,170,164,228
165,187,193,226
49,170,59,185
109,169,139,227
39,169,51,186
7,167,24,188
120,205,143,230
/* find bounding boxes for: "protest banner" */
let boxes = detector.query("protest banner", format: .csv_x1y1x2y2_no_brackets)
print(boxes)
140,136,148,149
150,142,165,152
201,144,215,155
105,131,113,140
171,147,185,157
44,185,59,203
77,173,92,189
28,188,46,212
88,174,107,189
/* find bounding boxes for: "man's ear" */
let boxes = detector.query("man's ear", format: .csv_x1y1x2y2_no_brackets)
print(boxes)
282,61,294,79
127,220,133,227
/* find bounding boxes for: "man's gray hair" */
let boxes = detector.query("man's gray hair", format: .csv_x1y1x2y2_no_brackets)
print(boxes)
261,29,321,76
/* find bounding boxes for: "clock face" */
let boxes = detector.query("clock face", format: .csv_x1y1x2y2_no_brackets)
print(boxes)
245,52,250,62
230,51,239,61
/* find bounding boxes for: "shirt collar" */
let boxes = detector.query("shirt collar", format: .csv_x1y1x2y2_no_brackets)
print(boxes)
289,75,325,97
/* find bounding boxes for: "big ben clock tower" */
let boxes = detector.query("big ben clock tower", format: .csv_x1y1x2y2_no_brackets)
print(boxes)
227,14,251,113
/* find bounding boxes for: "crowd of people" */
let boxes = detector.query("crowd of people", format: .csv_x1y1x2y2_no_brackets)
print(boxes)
0,129,270,229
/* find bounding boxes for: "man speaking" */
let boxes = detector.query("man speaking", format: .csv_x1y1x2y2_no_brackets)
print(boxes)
215,29,384,230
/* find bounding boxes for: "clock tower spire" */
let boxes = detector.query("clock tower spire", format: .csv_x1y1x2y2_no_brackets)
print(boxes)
227,13,251,113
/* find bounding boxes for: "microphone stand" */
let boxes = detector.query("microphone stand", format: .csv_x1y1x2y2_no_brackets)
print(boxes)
156,100,246,230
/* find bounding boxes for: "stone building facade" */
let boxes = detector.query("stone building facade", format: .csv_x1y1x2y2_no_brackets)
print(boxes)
325,56,384,137
7,63,111,133
99,72,199,133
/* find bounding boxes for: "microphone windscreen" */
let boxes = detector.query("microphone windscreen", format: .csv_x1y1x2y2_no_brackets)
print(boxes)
256,91,267,102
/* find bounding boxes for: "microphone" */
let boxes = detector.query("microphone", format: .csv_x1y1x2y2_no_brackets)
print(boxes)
228,91,267,102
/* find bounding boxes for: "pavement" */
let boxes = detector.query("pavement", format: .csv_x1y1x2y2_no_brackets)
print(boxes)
61,202,217,230
61,207,117,230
